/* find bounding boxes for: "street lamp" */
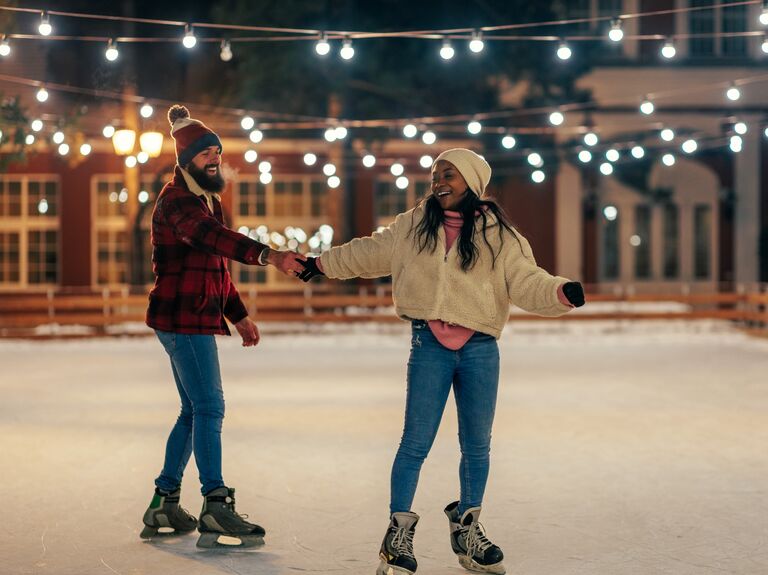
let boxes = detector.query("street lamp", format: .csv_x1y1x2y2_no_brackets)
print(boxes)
139,131,164,158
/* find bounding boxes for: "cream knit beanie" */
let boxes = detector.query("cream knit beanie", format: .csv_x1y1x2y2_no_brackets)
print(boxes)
432,148,491,197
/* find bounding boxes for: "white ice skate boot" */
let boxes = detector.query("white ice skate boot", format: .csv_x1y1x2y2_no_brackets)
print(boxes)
196,486,265,549
444,501,505,574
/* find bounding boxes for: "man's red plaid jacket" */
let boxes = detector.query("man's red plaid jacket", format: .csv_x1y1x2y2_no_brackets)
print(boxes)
145,166,267,335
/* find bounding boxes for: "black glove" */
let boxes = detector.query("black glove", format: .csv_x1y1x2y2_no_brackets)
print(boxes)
298,257,325,282
562,281,585,308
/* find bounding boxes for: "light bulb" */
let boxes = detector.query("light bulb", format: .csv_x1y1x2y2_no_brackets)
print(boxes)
662,153,675,166
0,36,10,57
420,155,433,168
334,126,348,139
660,128,675,142
527,152,543,167
578,150,592,163
125,156,137,168
600,162,614,175
249,129,263,144
138,191,149,204
315,34,330,56
25,134,35,145
549,111,565,126
323,163,336,176
362,154,376,168
608,19,624,42
734,122,747,135
52,131,65,144
340,38,354,60
501,135,516,149
260,172,273,185
39,12,52,36
640,98,654,115
760,8,768,26
603,206,618,221
422,131,437,145
403,124,418,138
31,119,43,132
303,153,317,166
584,132,598,146
258,160,272,173
681,139,698,154
730,135,743,152
241,116,255,131
395,176,409,190
440,39,455,60
762,36,768,54
606,149,620,162
182,25,197,49
80,143,92,156
631,145,645,159
103,125,115,138
469,31,484,53
467,120,482,134
531,170,545,183
556,41,572,60
390,163,404,176
137,151,149,164
58,143,69,156
140,103,153,118
244,150,258,163
105,39,119,62
327,176,340,188
726,85,741,101
220,40,232,62
661,38,676,59
324,128,337,142
36,87,49,102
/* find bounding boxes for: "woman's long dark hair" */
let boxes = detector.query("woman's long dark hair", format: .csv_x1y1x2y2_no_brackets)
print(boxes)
410,191,516,271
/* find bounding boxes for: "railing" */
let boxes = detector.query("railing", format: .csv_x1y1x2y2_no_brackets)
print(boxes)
0,285,766,338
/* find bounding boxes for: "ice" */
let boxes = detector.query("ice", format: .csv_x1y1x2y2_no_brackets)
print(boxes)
1,320,767,574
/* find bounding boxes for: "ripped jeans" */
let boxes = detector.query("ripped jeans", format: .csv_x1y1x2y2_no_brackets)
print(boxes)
390,320,500,515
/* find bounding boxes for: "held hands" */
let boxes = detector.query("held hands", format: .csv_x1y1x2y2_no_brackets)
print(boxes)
297,257,325,282
267,249,307,277
234,316,260,347
561,281,585,308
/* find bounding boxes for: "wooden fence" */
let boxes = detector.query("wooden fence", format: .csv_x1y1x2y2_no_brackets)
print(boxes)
0,286,766,338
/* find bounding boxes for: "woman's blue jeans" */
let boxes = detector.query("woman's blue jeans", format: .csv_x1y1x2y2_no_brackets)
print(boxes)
154,331,226,496
390,320,500,515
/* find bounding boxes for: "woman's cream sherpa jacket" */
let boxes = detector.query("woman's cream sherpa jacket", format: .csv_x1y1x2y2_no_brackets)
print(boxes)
319,206,573,338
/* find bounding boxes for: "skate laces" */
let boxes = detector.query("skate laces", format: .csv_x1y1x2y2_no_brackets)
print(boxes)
391,526,415,558
464,522,493,556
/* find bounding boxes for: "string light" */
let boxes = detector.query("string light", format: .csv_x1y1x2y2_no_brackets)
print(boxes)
303,152,317,166
125,155,137,168
105,39,119,62
403,124,418,138
608,19,624,42
419,155,433,168
79,143,92,156
527,152,543,167
390,162,404,176
25,134,35,145
734,121,748,135
549,110,565,126
260,172,273,185
38,11,52,36
315,33,330,56
761,4,768,26
220,39,233,62
606,148,620,162
440,38,455,60
681,138,698,153
102,125,115,138
244,149,258,163
662,153,675,166
258,160,272,173
182,25,197,49
31,119,43,132
395,176,409,189
324,128,337,142
334,126,348,139
467,120,482,135
240,116,255,130
604,206,618,221
631,145,645,159
730,135,743,152
726,83,741,101
138,190,149,204
36,86,49,102
469,30,484,53
327,175,340,188
501,134,516,149
340,37,355,60
52,131,65,144
764,127,768,139
762,35,768,54
556,40,572,61
322,163,336,176
584,132,598,146
531,170,545,183
362,154,376,167
137,151,149,164
661,38,676,59
639,97,654,115
578,150,592,163
422,131,437,145
599,162,613,175
660,128,675,141
140,103,154,118
0,35,10,57
249,129,264,143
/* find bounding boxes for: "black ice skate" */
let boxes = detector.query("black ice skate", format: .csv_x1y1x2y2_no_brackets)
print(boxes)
377,511,419,575
140,488,197,539
444,501,505,574
196,486,265,549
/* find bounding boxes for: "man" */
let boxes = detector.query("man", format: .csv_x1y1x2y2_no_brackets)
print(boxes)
140,105,304,549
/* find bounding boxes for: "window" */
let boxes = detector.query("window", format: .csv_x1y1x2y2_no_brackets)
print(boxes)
274,181,303,217
662,204,679,279
0,176,59,287
602,209,620,280
375,181,408,218
634,205,652,279
688,0,748,58
238,181,266,217
694,205,711,279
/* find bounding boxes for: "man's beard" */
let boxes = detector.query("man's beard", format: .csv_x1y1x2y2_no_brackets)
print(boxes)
186,162,226,193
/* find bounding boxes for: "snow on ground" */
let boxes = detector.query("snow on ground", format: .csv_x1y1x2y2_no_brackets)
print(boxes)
1,320,767,575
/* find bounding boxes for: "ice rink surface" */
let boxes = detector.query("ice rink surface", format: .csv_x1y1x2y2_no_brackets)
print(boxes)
1,320,767,575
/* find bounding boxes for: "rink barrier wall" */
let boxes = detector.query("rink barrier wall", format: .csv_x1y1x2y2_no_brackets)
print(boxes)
0,284,767,338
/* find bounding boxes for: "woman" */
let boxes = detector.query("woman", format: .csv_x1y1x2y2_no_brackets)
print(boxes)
299,148,585,575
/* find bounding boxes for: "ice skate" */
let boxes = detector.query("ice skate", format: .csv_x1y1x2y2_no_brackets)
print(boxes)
196,486,265,549
444,501,505,574
376,511,419,575
140,488,197,539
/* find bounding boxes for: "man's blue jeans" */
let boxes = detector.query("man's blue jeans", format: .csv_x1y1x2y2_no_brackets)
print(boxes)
154,331,226,496
390,320,500,515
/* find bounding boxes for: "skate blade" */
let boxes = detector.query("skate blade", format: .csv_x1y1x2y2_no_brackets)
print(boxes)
458,555,506,574
140,525,195,539
376,559,414,575
196,532,265,550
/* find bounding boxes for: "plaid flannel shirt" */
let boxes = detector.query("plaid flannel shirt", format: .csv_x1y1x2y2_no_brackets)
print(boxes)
146,166,267,335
